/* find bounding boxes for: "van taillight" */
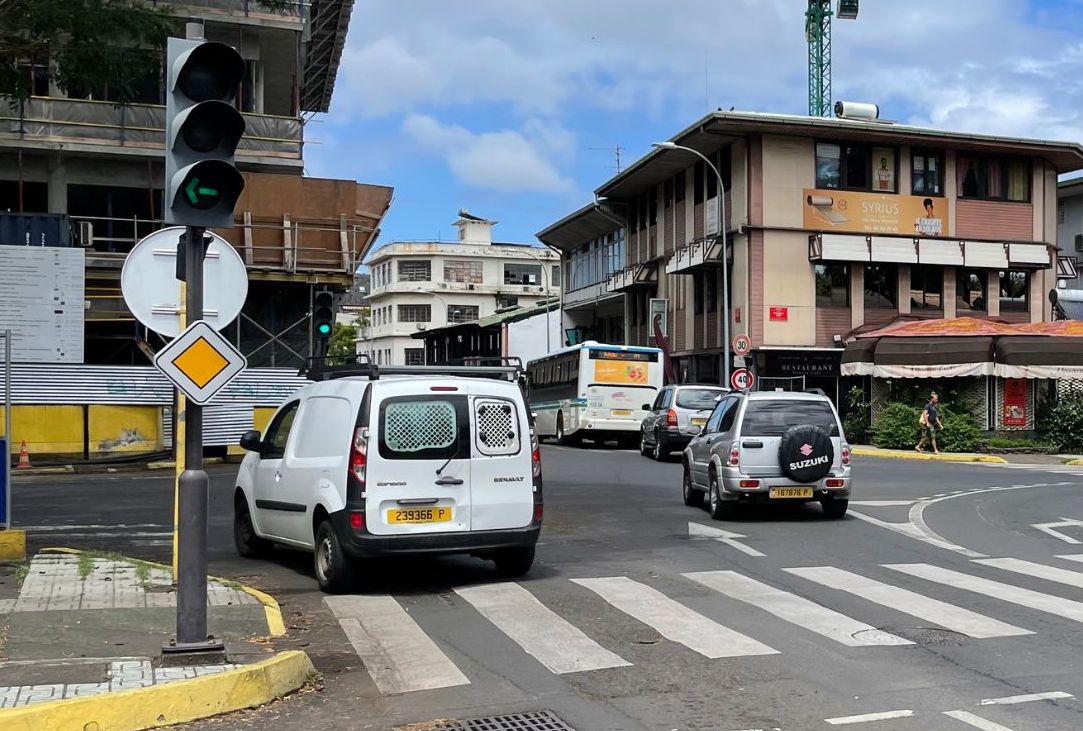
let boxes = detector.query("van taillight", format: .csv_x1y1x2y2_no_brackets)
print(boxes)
350,427,367,485
531,435,542,479
666,409,678,427
728,443,740,467
841,445,851,466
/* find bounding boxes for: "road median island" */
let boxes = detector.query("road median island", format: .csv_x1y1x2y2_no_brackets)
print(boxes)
850,446,1008,464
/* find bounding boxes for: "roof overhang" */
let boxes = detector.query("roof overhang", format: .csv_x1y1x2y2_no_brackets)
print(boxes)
535,201,624,251
597,111,1083,201
301,0,354,113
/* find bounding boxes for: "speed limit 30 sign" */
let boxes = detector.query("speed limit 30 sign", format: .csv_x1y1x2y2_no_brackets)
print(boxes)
732,334,752,356
730,367,755,391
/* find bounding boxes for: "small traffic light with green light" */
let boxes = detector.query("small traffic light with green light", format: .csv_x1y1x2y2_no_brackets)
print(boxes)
313,291,334,354
164,38,246,227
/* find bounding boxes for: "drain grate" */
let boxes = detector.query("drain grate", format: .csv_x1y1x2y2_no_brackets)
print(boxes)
398,711,577,731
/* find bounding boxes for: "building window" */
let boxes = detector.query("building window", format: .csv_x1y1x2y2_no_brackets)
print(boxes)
664,179,673,208
864,263,898,309
648,193,657,226
504,263,542,285
957,156,1030,202
999,270,1029,311
693,161,705,204
957,269,987,312
912,150,943,196
694,273,704,314
444,259,483,283
909,264,943,310
551,264,561,287
404,348,424,365
675,171,686,203
398,260,431,282
871,147,896,193
706,269,718,312
815,263,850,307
398,304,431,323
448,305,479,324
496,295,519,310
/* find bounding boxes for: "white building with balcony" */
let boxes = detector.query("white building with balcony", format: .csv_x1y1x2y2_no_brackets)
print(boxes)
359,212,561,365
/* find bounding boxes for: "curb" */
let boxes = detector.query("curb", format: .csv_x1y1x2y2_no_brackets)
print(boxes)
11,457,227,477
0,649,316,731
0,529,27,562
1065,458,1083,466
850,447,1008,464
38,547,288,638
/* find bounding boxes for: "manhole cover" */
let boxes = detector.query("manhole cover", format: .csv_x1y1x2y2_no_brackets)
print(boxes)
874,626,968,646
397,711,577,731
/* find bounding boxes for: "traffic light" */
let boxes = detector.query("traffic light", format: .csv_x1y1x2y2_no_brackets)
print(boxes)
314,290,334,344
164,37,246,227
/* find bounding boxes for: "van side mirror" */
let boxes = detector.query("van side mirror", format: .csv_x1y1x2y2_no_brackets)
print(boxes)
642,404,651,411
239,430,263,452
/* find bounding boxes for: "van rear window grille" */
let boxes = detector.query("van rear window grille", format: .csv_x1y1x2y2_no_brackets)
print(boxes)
475,399,519,456
384,401,457,452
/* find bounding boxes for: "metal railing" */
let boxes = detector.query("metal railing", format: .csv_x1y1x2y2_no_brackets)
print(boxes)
156,0,307,18
1,97,302,159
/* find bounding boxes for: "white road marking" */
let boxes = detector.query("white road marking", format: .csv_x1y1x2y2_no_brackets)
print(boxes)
683,570,911,647
786,566,1031,638
1032,518,1083,544
887,563,1083,624
848,500,919,507
942,710,1015,730
979,691,1072,705
572,576,777,658
454,582,630,674
1056,554,1083,564
688,521,765,557
324,595,469,695
974,557,1083,589
824,709,914,725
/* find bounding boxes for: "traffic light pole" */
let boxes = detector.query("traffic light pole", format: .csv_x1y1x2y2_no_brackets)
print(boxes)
166,224,223,660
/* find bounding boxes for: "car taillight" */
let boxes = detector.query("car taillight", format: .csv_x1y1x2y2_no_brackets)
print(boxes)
531,435,542,479
350,426,367,485
666,409,678,427
739,479,760,488
841,445,850,466
825,479,845,488
533,504,543,522
728,442,740,467
349,511,365,530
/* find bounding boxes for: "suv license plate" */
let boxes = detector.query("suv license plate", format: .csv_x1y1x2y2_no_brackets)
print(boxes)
612,408,632,416
769,487,814,499
691,417,707,427
388,507,452,524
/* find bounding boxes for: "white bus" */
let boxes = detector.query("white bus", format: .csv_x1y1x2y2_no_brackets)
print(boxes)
527,342,664,446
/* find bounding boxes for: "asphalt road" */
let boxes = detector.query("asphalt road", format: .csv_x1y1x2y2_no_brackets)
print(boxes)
11,450,1083,730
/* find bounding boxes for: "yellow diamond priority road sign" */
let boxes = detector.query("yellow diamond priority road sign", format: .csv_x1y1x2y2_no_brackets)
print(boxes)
154,320,246,405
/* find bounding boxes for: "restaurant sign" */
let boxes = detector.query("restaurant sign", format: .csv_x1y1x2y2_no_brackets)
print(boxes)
803,188,950,237
762,349,841,378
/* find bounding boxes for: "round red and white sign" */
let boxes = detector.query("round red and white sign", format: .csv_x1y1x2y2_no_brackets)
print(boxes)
730,367,755,391
732,334,752,356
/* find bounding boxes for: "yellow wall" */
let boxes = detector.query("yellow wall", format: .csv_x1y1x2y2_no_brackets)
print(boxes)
762,231,817,346
761,135,814,229
0,406,83,456
89,406,161,454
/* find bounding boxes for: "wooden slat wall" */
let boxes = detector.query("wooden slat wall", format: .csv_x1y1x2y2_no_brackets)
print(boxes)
1000,310,1030,324
750,230,764,347
815,307,852,346
955,200,1034,241
674,200,687,248
693,203,704,240
664,206,676,256
863,308,899,329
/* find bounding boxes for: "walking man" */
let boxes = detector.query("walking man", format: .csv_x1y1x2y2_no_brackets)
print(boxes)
916,392,943,455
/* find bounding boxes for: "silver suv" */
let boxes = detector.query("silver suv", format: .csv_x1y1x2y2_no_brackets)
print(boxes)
681,391,851,519
639,384,729,460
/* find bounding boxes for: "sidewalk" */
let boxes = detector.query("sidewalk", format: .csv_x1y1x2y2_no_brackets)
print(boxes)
852,445,1083,465
0,551,313,728
11,456,230,477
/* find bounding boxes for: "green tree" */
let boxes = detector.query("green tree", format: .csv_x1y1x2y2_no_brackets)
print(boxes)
0,0,296,104
327,322,359,363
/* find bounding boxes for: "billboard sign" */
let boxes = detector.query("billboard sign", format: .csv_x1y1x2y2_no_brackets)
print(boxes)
803,188,950,237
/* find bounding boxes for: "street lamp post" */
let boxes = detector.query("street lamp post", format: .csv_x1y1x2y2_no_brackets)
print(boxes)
652,142,731,387
516,248,560,354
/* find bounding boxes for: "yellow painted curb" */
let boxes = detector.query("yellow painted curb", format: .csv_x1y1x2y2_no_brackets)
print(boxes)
38,547,287,638
1066,458,1083,466
148,457,223,470
0,649,316,731
0,529,27,562
850,447,1008,464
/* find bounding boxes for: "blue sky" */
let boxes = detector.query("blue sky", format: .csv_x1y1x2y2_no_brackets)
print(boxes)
303,0,1083,256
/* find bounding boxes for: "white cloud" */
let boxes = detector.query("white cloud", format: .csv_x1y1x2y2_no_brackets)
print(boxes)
402,114,575,194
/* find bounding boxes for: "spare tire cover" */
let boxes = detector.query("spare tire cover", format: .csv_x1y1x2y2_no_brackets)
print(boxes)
778,425,834,483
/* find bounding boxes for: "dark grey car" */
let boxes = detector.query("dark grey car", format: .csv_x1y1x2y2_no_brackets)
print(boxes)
639,384,729,460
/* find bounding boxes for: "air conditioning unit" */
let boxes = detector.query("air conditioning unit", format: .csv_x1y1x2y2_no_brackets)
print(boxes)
1075,233,1083,252
468,283,476,290
416,323,427,330
438,282,448,289
77,220,94,248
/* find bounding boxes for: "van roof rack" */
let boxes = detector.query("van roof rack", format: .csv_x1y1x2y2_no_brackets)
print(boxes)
300,355,524,382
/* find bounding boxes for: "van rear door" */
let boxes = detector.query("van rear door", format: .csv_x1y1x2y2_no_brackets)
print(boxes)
468,383,533,531
366,383,472,536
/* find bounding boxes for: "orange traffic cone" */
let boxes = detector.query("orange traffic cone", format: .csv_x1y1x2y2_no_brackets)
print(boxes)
16,441,30,470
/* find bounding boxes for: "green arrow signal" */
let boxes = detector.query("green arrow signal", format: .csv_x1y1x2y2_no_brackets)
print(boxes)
184,177,220,205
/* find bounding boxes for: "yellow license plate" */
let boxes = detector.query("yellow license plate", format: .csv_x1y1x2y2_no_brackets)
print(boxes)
612,408,632,416
387,507,452,524
692,417,707,427
769,487,814,499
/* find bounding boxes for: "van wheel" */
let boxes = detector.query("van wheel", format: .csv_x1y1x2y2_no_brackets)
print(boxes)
494,546,535,578
314,520,354,594
683,467,701,507
821,499,848,519
708,474,734,520
234,496,272,559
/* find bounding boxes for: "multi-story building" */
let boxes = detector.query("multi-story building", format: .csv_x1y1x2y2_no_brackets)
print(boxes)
0,0,392,367
539,109,1083,414
361,213,560,365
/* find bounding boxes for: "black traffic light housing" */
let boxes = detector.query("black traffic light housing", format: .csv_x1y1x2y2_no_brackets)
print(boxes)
165,38,247,227
313,291,335,353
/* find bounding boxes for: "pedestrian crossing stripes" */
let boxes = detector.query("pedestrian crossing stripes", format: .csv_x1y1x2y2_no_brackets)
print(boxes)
327,558,1083,696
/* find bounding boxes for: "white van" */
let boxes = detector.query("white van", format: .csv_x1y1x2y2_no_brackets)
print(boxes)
233,360,543,592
